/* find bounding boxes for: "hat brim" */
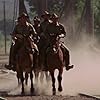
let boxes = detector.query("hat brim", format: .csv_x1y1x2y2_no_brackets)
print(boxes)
41,14,50,18
51,17,59,19
18,15,29,19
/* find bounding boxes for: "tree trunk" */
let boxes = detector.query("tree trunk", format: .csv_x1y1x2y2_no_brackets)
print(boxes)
32,0,48,16
19,0,28,15
19,0,30,22
84,0,94,36
62,0,77,43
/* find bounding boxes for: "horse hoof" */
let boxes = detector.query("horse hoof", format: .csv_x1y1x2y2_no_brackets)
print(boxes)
58,87,63,92
30,87,34,94
53,91,56,95
21,91,25,95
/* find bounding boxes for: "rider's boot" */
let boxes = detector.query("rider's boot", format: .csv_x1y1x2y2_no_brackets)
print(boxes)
60,44,74,71
5,56,16,71
5,44,13,70
64,54,74,70
5,44,16,71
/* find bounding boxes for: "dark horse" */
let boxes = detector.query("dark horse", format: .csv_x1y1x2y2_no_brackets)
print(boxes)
34,35,51,83
46,35,65,95
15,34,36,94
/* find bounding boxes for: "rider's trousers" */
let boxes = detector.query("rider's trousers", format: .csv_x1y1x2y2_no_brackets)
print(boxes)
60,43,70,66
9,41,22,66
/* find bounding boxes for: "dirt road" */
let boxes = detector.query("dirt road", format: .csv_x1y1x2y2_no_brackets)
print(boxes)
5,95,99,100
0,55,100,100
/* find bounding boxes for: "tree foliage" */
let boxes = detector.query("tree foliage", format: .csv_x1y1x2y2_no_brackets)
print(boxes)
26,0,100,40
93,0,100,37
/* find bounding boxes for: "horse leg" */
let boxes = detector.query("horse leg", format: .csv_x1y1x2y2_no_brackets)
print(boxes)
58,68,63,92
45,71,51,82
20,72,25,94
34,70,39,83
40,71,44,83
17,72,20,85
50,71,56,95
30,71,34,93
25,72,28,85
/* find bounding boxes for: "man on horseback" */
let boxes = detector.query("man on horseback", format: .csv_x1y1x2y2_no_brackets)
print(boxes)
39,11,51,49
44,13,73,70
34,11,51,70
40,11,51,33
5,13,38,71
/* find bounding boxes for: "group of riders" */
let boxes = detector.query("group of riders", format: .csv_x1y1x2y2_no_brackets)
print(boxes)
5,11,73,71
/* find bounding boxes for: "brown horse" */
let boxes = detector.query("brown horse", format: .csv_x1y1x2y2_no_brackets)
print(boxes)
46,35,65,95
33,35,51,83
15,34,36,94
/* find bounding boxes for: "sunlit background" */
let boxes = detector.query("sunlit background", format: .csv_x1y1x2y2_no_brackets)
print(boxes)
0,0,100,96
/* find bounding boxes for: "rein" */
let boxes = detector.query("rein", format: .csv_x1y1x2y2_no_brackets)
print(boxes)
49,35,61,54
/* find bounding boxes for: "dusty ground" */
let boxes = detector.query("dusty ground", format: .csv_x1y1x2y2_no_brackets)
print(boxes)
0,55,100,100
4,95,100,100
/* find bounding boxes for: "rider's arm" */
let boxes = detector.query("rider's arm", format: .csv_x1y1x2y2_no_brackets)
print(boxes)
11,25,23,39
10,25,18,40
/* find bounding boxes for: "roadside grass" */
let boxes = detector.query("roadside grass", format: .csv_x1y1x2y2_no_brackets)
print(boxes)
0,36,11,55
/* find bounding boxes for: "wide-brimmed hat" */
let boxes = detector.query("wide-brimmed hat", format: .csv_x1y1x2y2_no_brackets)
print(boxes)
51,13,59,19
41,11,51,18
15,13,29,22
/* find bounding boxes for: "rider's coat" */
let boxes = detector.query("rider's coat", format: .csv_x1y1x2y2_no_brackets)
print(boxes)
12,22,37,37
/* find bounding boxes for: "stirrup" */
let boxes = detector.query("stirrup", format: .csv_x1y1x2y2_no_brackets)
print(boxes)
5,64,16,71
5,64,12,70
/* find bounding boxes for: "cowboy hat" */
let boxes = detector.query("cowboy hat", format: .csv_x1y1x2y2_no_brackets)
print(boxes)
18,12,29,19
41,11,50,18
51,13,59,19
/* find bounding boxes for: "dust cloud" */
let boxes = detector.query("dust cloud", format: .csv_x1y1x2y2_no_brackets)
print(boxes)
30,35,100,96
0,35,100,96
62,35,100,96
